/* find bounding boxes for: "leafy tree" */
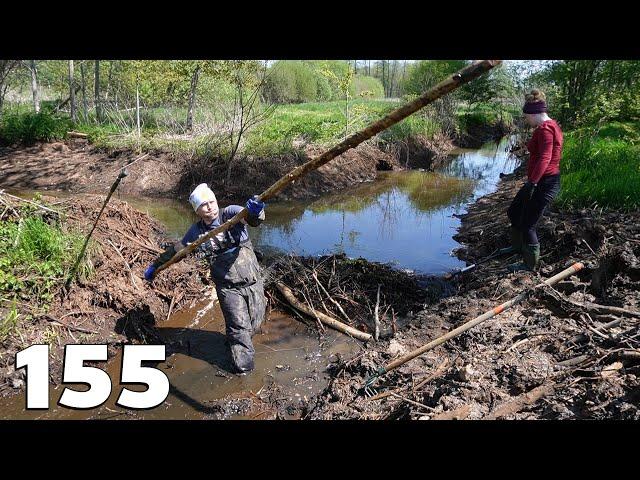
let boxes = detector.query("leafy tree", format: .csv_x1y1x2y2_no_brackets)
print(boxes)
402,60,466,96
529,60,640,128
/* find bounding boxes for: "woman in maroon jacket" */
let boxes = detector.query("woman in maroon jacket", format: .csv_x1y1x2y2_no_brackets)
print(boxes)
506,89,563,271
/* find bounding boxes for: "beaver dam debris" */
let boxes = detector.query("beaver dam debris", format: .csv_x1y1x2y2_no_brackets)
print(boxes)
263,254,448,340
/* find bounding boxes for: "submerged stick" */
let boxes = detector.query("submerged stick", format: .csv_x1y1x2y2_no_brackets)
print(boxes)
152,60,502,279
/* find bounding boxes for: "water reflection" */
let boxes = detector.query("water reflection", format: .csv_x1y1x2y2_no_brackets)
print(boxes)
253,136,519,275
73,136,520,276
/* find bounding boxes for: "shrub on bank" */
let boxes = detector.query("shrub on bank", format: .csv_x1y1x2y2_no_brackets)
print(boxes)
0,109,72,145
352,76,384,99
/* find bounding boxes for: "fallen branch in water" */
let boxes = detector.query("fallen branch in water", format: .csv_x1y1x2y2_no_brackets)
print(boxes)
275,281,372,342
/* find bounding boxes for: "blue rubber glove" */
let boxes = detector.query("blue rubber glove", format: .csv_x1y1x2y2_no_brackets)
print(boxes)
144,264,157,282
246,195,265,216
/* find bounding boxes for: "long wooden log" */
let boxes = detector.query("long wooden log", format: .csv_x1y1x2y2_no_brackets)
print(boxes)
275,281,373,342
152,60,502,278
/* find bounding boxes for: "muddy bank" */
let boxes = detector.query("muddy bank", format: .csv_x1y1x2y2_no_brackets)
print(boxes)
0,194,209,397
0,130,491,204
303,155,640,420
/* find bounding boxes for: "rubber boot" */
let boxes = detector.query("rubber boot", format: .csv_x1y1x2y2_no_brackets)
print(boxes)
507,243,540,272
523,243,540,271
498,226,523,255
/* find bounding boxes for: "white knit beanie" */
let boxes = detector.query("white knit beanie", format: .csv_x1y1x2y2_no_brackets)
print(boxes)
189,183,217,212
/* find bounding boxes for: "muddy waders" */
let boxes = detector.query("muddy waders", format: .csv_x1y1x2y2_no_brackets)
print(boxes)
209,241,266,373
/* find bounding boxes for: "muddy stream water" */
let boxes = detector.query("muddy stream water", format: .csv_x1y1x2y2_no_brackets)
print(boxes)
0,136,519,419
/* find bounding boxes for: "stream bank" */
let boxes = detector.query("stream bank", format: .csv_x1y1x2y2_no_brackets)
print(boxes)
0,122,511,205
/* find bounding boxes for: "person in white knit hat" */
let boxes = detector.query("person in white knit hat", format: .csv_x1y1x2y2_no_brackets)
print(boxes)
145,183,266,374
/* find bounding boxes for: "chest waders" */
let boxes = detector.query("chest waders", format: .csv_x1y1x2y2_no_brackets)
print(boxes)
207,234,266,373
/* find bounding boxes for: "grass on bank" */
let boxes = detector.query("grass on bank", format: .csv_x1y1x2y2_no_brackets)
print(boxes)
1,99,514,158
0,196,97,339
557,121,640,211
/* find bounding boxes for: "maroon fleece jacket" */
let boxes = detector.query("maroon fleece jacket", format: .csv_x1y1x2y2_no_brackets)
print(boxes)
526,119,563,184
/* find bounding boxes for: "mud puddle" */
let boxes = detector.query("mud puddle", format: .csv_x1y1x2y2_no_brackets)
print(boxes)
0,290,358,420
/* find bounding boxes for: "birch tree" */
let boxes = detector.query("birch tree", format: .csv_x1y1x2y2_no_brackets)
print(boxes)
68,60,76,122
28,60,40,113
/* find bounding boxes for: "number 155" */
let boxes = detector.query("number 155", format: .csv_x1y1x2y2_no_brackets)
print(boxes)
15,344,170,410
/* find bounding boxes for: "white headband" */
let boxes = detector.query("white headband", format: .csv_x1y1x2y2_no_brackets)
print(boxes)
189,183,217,212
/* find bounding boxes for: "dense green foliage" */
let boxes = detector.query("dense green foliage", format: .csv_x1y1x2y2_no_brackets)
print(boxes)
245,99,444,154
263,60,384,104
0,59,523,166
518,61,640,210
529,60,640,129
457,102,517,131
0,107,72,145
557,122,640,210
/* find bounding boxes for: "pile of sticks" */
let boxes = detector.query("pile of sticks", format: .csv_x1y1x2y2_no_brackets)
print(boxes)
264,254,438,341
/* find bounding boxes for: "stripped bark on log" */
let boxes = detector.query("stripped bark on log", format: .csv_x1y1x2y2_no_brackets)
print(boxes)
275,282,372,342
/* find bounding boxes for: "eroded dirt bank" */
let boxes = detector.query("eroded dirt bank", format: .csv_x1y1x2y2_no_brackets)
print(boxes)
0,124,509,204
301,161,640,420
0,140,402,203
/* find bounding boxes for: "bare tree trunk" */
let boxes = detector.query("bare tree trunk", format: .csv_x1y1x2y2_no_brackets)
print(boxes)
345,95,349,139
80,61,88,121
389,61,397,98
136,80,141,139
29,60,40,113
105,60,114,101
186,64,201,133
94,60,102,122
402,60,407,95
68,60,76,122
225,85,244,186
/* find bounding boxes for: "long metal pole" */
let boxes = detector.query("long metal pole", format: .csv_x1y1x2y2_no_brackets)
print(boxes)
152,60,502,279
